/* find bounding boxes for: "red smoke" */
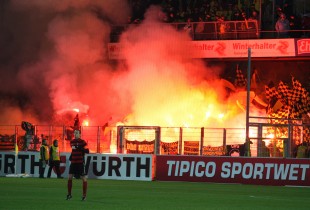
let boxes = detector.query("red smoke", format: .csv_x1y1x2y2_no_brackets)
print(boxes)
0,2,262,128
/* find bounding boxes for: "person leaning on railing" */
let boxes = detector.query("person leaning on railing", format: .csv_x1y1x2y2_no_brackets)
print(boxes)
21,121,34,151
296,142,308,158
275,13,290,38
195,17,205,40
261,141,270,157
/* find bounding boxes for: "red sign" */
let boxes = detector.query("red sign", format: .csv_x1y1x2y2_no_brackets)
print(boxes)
192,39,296,58
108,39,297,59
156,156,310,186
296,39,310,56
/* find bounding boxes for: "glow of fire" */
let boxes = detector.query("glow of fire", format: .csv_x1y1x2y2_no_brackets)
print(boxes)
82,120,89,126
126,130,155,141
218,113,224,120
127,84,246,130
266,133,275,139
110,145,117,154
205,111,211,119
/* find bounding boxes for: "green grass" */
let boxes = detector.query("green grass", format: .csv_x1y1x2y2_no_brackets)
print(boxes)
0,177,310,210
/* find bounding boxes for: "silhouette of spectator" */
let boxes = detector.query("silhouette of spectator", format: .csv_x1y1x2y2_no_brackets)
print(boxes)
205,13,212,22
73,114,81,131
243,140,253,157
65,114,81,141
260,141,270,157
217,15,227,39
249,10,259,21
296,142,308,158
195,17,205,40
275,13,290,38
301,13,310,37
232,11,242,21
21,121,34,151
183,17,193,37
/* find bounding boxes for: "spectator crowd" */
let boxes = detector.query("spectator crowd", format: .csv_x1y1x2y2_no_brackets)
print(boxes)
126,0,310,38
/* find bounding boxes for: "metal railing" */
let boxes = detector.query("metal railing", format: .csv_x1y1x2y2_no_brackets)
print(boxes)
0,122,309,158
110,20,310,42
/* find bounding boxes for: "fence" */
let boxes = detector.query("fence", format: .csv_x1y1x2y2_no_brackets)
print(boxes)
0,125,111,154
110,20,310,42
111,20,259,42
0,122,309,158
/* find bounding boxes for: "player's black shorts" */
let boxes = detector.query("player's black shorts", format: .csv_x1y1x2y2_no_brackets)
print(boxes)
69,163,86,177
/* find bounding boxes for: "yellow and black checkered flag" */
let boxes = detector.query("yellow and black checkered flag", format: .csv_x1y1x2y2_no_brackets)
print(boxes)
234,68,247,88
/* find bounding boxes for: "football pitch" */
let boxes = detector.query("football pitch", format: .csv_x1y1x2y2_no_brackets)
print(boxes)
0,177,310,210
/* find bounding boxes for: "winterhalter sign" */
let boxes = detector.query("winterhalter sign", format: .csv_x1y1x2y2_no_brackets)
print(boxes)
191,39,295,58
108,39,297,59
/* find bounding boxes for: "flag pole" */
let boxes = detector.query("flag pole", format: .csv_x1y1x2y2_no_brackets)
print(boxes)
15,126,18,175
245,48,251,157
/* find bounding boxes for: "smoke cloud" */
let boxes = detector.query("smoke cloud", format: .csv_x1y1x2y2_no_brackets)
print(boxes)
0,0,130,124
0,1,246,128
117,6,232,127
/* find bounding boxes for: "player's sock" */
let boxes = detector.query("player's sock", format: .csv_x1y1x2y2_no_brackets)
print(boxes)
68,179,72,195
83,181,87,197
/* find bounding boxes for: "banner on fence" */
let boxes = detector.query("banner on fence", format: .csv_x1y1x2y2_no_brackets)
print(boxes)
125,139,154,154
203,145,225,156
183,141,199,155
161,141,178,155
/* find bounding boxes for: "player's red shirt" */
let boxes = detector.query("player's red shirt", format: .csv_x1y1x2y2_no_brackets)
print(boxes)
70,138,87,164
